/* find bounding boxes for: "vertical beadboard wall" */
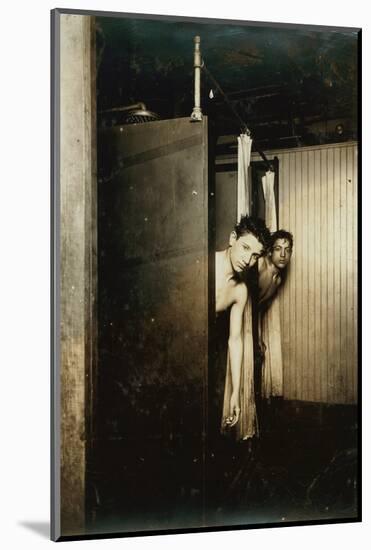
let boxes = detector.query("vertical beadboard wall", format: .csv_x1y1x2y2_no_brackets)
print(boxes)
252,142,358,404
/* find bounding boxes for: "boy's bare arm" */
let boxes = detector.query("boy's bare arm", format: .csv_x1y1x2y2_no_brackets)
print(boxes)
226,284,247,427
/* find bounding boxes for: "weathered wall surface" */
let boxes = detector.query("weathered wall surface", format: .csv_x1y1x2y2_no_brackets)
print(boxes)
95,118,209,530
58,13,97,536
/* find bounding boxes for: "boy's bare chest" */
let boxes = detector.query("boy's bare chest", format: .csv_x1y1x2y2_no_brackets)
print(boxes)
259,269,281,302
216,278,238,313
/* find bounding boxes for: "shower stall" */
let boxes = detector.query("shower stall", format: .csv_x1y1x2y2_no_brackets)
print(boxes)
55,13,358,538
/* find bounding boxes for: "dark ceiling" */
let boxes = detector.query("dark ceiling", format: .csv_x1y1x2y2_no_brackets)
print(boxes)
96,15,359,151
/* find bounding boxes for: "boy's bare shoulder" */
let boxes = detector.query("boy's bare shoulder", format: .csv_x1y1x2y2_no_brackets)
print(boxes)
258,255,268,274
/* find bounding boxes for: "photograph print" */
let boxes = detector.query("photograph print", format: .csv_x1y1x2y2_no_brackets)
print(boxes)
51,8,360,541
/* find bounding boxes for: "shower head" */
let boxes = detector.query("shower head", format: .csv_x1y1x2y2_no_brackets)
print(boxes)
99,102,159,125
124,108,159,124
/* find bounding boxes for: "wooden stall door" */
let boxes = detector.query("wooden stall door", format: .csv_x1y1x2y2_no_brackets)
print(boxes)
91,117,209,533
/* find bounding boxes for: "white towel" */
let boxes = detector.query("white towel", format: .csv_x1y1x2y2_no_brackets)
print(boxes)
237,134,252,222
222,297,258,440
261,170,283,397
221,133,258,441
261,170,277,231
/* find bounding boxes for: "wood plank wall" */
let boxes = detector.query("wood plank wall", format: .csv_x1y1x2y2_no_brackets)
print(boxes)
251,142,358,404
56,13,97,538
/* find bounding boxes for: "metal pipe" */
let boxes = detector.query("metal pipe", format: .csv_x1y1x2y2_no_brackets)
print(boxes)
190,36,203,122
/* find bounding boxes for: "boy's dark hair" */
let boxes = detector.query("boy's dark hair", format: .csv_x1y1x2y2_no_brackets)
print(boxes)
234,215,271,251
269,229,294,251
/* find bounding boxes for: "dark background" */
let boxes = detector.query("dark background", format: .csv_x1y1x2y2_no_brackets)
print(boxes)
96,16,358,150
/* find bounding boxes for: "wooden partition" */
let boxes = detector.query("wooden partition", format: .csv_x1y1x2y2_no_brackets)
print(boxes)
94,117,209,531
272,142,358,404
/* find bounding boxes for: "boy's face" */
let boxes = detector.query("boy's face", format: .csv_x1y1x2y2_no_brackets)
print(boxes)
270,238,292,269
229,231,263,273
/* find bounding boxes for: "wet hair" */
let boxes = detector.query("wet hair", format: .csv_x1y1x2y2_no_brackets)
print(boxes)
268,229,293,286
234,215,271,251
269,229,294,251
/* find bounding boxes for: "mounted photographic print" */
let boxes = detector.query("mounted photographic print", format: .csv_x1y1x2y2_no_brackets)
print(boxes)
51,7,361,541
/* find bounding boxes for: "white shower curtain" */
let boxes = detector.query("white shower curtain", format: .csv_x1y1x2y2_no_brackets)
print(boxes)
261,171,277,232
261,171,283,398
222,133,258,440
237,134,252,221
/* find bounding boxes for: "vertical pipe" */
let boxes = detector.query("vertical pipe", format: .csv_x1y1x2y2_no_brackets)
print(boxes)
190,36,203,122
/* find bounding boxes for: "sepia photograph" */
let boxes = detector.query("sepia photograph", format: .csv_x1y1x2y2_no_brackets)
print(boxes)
51,8,360,541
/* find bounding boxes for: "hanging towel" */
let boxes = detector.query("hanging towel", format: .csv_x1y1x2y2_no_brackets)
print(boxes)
260,170,283,398
221,133,258,441
237,134,252,221
261,170,277,232
221,297,258,439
